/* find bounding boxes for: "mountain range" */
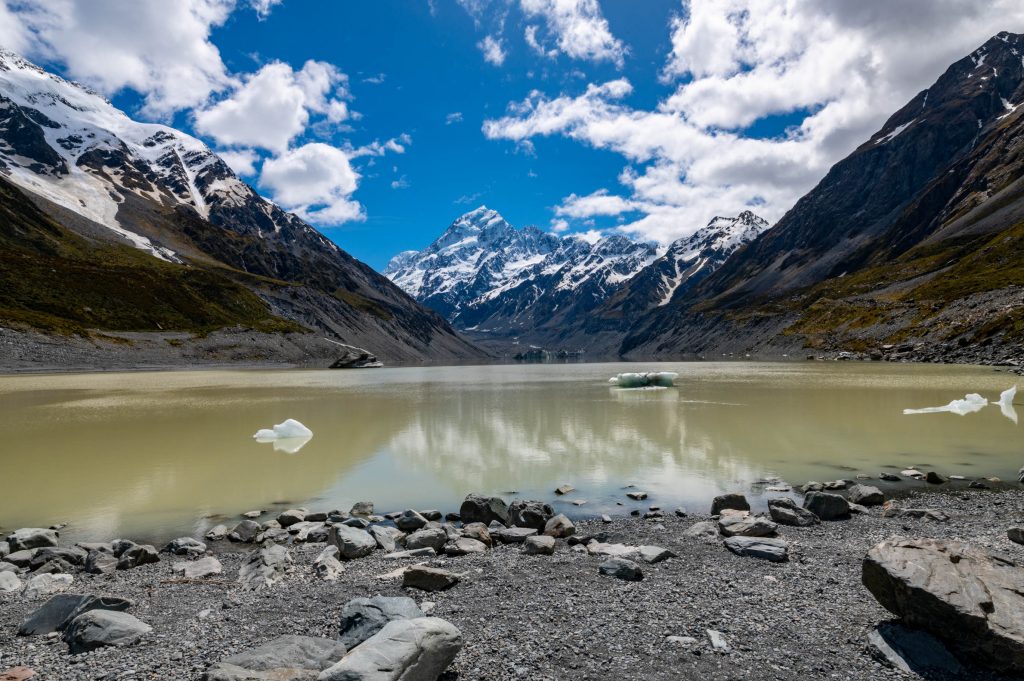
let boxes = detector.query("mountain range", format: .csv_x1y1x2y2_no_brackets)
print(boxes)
0,48,481,366
385,207,768,352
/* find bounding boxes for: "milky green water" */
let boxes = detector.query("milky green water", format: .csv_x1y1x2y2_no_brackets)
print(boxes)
0,362,1020,543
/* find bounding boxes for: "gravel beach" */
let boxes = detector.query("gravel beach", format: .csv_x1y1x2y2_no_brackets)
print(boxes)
1,488,1023,681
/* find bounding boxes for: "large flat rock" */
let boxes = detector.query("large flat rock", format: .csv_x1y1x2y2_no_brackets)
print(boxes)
863,537,1024,675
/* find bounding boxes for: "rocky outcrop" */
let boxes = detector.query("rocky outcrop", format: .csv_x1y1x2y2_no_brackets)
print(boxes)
328,345,383,369
862,537,1024,675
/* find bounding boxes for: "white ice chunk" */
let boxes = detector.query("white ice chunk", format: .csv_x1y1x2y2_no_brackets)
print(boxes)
269,436,312,454
903,393,988,416
253,418,313,440
999,385,1018,424
609,372,679,389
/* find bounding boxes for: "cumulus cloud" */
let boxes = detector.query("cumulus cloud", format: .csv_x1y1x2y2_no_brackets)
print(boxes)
219,148,260,176
519,0,625,67
194,60,349,153
260,143,364,225
485,0,1024,244
478,35,507,66
4,0,236,116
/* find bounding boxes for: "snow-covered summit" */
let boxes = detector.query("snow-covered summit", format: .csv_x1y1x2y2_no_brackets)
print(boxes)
0,48,297,261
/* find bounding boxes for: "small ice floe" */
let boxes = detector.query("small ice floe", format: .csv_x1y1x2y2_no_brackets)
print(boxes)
903,386,1018,421
609,372,679,389
999,385,1018,424
253,419,313,453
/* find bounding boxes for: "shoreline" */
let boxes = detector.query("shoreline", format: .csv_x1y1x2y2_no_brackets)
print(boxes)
2,486,1023,679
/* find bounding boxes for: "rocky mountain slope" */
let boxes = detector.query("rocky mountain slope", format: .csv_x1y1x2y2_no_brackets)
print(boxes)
0,49,481,365
622,31,1024,362
385,206,659,343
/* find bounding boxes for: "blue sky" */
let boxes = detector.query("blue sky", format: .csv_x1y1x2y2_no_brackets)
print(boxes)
5,0,1023,271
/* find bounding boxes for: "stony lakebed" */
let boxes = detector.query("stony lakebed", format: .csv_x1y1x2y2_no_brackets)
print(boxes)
1,475,1024,680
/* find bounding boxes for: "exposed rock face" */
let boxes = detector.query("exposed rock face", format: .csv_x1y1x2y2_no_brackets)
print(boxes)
318,617,462,681
329,345,383,369
862,537,1024,675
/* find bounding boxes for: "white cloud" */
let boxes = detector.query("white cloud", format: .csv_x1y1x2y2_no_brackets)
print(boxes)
446,111,464,125
524,25,557,58
391,175,410,189
260,143,364,225
519,0,625,67
0,2,29,53
478,34,506,66
219,149,260,176
486,1,1024,244
350,134,411,158
250,0,283,19
194,60,349,153
5,0,236,117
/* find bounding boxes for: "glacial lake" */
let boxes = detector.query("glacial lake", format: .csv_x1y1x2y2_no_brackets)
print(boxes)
0,362,1021,544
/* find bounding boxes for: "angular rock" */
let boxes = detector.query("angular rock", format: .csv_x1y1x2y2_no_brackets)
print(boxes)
23,574,73,599
523,535,555,556
863,537,1024,675
767,498,819,526
803,491,850,520
238,542,291,591
29,547,86,570
394,510,428,533
18,594,131,636
403,566,459,592
598,558,643,581
278,509,306,528
5,549,37,569
710,493,750,516
420,510,442,521
6,529,58,552
638,545,677,564
342,517,370,529
683,521,721,543
294,522,330,543
368,525,399,553
384,548,436,560
626,491,648,500
1009,527,1024,546
319,617,462,681
880,505,950,522
724,536,789,562
847,484,885,506
174,556,222,579
313,546,344,581
0,571,21,593
329,525,376,560
459,522,492,547
543,513,575,539
229,520,262,543
459,494,509,527
205,525,228,542
117,544,159,570
507,500,554,531
718,515,778,538
63,610,151,654
925,471,947,484
880,472,901,481
84,550,117,575
586,542,638,558
163,537,207,556
491,527,537,544
444,538,487,556
404,528,447,553
350,501,374,516
554,484,574,495
338,596,424,650
204,635,346,681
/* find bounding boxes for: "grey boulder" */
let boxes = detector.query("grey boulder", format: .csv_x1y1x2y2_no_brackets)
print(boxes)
205,524,229,541
403,566,459,592
238,542,291,591
368,525,399,553
314,546,344,581
18,594,131,636
85,550,118,575
522,535,555,555
116,544,160,570
848,484,885,506
318,617,462,681
404,528,447,553
508,500,554,531
394,510,428,532
6,528,58,551
803,491,850,520
638,545,677,564
724,536,789,562
229,520,262,543
767,498,819,527
338,595,424,650
710,494,749,516
444,538,487,556
491,527,537,544
0,571,21,592
175,556,223,579
863,538,1024,676
718,515,777,537
458,494,509,527
543,514,575,539
63,610,151,654
164,537,207,556
329,525,377,560
598,558,643,581
204,635,346,681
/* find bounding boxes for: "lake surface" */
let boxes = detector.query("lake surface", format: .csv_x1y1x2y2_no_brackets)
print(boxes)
0,362,1020,543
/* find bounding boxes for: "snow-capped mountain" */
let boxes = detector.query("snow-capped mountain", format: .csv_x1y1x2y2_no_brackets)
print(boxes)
384,206,658,338
605,211,769,313
0,48,480,363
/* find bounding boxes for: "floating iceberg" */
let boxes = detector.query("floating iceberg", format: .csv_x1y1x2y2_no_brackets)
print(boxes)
609,372,679,389
903,387,1019,419
999,385,1018,424
254,419,313,454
